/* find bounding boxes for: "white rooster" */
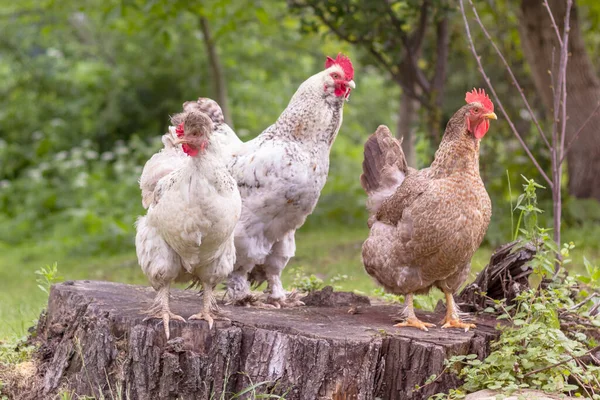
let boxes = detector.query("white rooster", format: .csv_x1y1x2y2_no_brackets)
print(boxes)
194,54,356,307
136,107,241,338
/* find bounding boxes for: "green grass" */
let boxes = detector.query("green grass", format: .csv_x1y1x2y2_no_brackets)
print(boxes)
1,225,598,341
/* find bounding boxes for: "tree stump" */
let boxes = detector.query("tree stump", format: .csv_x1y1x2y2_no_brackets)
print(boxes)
23,281,501,400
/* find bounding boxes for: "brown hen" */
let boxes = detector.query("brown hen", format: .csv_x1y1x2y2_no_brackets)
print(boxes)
360,88,497,331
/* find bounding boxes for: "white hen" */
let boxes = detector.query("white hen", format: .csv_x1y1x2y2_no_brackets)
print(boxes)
136,108,241,339
194,54,355,307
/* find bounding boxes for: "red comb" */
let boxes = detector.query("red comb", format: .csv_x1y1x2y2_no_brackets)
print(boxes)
325,53,354,80
465,88,494,111
175,122,184,138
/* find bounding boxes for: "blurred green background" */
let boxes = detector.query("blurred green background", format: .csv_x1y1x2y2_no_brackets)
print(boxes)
1,0,600,340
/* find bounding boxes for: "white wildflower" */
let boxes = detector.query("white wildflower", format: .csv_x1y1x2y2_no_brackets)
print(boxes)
73,172,88,188
113,161,126,174
115,145,129,156
46,48,64,58
71,159,85,168
28,169,43,181
101,151,115,161
85,150,98,160
32,131,44,141
0,180,11,189
55,151,68,161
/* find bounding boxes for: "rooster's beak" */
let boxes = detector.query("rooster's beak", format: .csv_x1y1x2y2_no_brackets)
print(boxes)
173,137,187,145
483,112,498,120
347,80,356,89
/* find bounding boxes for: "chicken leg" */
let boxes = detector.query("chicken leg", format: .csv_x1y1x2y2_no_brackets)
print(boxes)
189,284,229,329
441,291,476,331
144,283,186,340
265,274,305,308
393,293,436,331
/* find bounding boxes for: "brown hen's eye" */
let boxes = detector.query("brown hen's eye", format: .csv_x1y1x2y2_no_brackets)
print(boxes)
473,108,479,113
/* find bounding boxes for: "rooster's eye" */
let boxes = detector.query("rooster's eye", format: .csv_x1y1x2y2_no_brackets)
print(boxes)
473,108,479,113
331,73,339,79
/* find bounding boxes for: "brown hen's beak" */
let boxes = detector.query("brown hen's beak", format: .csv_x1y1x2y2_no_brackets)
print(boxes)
347,80,356,89
173,137,187,145
483,112,498,120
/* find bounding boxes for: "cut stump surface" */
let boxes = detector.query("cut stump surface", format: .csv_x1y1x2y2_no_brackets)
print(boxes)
26,281,501,400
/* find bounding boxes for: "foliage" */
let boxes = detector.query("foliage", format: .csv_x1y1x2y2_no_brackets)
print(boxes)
290,266,324,293
34,262,63,295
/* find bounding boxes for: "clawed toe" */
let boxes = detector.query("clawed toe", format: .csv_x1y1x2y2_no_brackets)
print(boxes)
266,296,305,309
189,312,215,329
441,319,476,332
393,317,436,332
143,310,186,340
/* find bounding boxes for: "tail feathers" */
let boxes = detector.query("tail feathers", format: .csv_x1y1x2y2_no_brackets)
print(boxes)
183,97,225,129
360,125,408,214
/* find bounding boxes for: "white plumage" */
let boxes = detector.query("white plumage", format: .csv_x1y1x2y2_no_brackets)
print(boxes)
205,59,355,307
135,107,241,338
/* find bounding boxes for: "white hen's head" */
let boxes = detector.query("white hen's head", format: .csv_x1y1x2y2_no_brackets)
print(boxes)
320,53,355,100
171,110,212,157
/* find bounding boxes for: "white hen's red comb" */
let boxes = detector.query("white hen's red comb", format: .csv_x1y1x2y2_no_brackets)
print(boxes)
465,88,494,112
325,53,354,80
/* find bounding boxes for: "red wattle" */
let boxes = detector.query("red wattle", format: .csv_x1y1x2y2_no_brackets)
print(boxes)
474,120,489,139
182,143,199,157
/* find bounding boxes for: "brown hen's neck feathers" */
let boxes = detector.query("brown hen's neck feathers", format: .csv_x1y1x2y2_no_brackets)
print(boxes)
430,106,481,177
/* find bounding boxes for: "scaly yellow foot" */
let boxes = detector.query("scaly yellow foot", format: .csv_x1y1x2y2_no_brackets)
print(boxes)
441,318,476,332
394,317,436,332
441,291,476,332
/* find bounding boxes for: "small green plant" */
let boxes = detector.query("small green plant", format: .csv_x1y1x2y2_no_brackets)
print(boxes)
0,337,34,365
35,262,62,294
371,287,403,303
290,266,323,293
329,273,350,290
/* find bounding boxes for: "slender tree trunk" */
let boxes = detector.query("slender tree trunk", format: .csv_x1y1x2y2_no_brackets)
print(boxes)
519,0,600,201
199,17,233,128
397,92,417,167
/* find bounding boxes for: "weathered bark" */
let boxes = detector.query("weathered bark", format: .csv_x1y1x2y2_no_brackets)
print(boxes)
199,17,233,128
519,0,600,200
397,92,417,167
16,281,502,400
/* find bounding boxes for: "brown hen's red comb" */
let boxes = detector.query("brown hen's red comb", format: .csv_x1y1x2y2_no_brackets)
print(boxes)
325,53,354,80
465,88,494,112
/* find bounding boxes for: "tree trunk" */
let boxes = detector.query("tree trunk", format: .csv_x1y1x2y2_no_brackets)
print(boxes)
199,17,233,128
13,281,502,400
397,92,417,167
519,0,600,200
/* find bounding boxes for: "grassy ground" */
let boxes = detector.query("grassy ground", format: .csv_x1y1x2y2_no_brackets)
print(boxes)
0,226,500,341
